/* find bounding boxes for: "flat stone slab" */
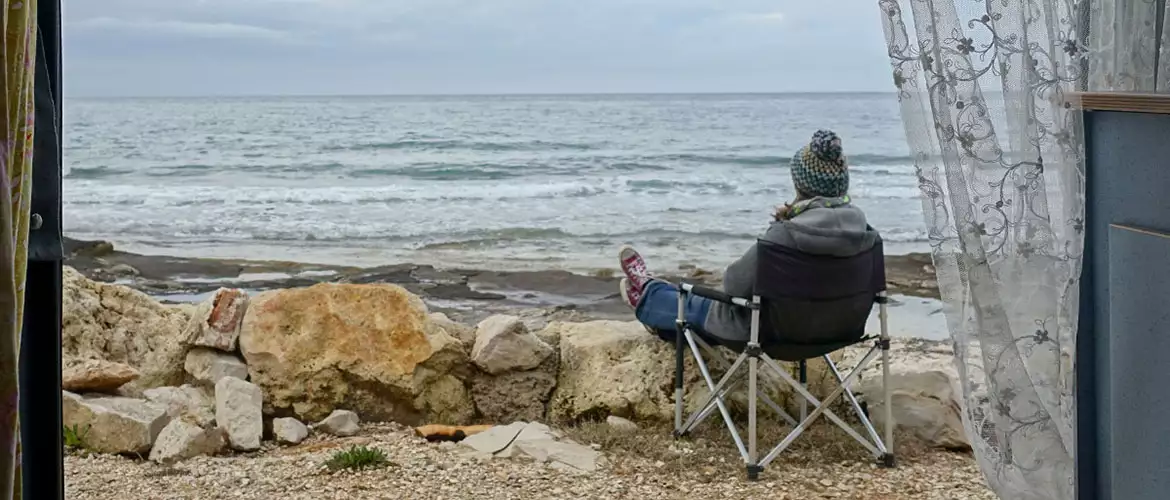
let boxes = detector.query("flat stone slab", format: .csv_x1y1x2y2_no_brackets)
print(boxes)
458,422,604,474
460,422,527,455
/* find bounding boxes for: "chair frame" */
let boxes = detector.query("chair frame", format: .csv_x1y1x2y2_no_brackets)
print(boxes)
672,283,896,480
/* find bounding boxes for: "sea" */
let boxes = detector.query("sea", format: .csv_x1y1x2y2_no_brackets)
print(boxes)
63,93,927,273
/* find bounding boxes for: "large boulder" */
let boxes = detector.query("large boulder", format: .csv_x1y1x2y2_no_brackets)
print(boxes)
215,377,264,451
472,315,553,375
149,419,227,463
544,320,840,423
472,356,558,423
183,288,249,352
547,321,685,421
62,391,170,454
184,348,248,385
143,385,216,428
62,358,140,394
841,338,971,450
238,283,474,424
62,267,192,391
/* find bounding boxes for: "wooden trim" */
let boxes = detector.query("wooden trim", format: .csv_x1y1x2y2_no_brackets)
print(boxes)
1069,92,1170,114
1110,224,1170,239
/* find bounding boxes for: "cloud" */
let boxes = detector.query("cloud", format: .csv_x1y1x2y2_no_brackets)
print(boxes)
62,0,896,96
71,17,291,42
731,11,786,23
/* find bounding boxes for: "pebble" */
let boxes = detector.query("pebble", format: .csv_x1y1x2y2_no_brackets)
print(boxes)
65,422,997,500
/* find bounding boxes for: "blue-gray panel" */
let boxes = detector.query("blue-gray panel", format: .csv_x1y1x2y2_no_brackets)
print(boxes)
1080,110,1170,500
1108,225,1170,500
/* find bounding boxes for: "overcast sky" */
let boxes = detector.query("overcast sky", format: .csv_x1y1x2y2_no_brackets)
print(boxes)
64,0,895,97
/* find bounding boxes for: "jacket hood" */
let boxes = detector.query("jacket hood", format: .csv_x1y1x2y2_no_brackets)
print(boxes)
764,197,879,257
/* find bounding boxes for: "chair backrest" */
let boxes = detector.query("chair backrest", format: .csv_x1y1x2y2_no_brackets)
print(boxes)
753,238,886,346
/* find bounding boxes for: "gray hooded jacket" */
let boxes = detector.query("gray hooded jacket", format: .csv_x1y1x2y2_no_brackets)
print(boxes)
701,197,881,342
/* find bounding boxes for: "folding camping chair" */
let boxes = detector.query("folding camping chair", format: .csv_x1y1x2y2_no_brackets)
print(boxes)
671,239,895,480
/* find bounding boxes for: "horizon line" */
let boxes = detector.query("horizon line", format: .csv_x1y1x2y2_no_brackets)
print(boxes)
66,90,899,99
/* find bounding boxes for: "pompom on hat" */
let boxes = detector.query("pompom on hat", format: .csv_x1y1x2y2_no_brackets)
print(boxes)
790,129,849,198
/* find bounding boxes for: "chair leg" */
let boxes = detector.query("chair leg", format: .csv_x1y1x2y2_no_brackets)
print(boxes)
799,360,808,421
680,331,749,459
879,299,896,468
758,349,881,467
696,338,799,427
826,355,886,457
748,354,759,478
673,293,686,436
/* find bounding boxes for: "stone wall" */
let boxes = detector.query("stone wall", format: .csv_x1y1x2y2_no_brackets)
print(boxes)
61,267,971,462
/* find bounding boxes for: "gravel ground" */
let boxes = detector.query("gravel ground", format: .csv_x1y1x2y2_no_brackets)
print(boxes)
67,422,995,500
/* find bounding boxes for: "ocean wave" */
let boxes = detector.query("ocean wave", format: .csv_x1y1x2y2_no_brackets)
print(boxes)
626,179,738,193
324,138,603,153
65,166,136,179
349,165,527,181
609,162,672,172
629,152,913,168
848,154,914,166
64,153,915,182
236,162,347,174
646,153,784,166
143,164,219,177
411,227,929,251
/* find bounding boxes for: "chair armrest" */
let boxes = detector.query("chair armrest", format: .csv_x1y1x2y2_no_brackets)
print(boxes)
680,282,752,307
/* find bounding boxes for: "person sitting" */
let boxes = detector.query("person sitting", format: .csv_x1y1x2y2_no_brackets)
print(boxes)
616,129,882,346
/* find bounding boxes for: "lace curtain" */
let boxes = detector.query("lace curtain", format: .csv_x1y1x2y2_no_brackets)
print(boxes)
877,0,1087,498
1088,0,1170,92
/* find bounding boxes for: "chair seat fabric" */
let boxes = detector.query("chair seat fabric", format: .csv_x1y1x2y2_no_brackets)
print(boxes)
753,238,885,351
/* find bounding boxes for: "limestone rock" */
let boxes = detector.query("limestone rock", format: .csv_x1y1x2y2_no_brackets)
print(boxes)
143,385,216,428
841,338,971,450
606,416,638,432
472,356,557,423
62,266,193,391
62,358,140,393
472,315,553,375
413,374,476,426
184,288,249,352
109,264,140,277
461,422,605,474
314,410,360,437
239,283,474,423
533,323,561,348
215,377,263,451
185,348,248,385
543,320,844,422
61,391,170,454
272,417,309,444
547,321,683,422
431,312,475,348
149,419,226,463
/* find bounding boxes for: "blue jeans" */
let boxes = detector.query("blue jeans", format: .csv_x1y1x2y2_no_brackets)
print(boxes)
635,280,712,336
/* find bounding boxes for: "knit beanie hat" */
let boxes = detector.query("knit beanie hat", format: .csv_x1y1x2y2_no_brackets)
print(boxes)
790,129,849,198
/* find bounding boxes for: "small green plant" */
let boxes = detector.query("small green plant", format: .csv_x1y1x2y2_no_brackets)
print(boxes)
63,424,90,450
323,445,392,472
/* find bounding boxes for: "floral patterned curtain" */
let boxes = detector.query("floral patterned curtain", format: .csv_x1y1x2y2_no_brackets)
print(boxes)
1088,0,1170,92
877,0,1086,498
1,0,38,499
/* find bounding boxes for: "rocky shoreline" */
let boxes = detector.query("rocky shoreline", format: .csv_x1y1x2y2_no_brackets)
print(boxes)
63,236,940,328
62,262,969,447
61,237,983,498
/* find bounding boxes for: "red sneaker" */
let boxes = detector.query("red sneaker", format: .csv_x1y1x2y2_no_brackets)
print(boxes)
619,278,643,309
618,245,652,291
